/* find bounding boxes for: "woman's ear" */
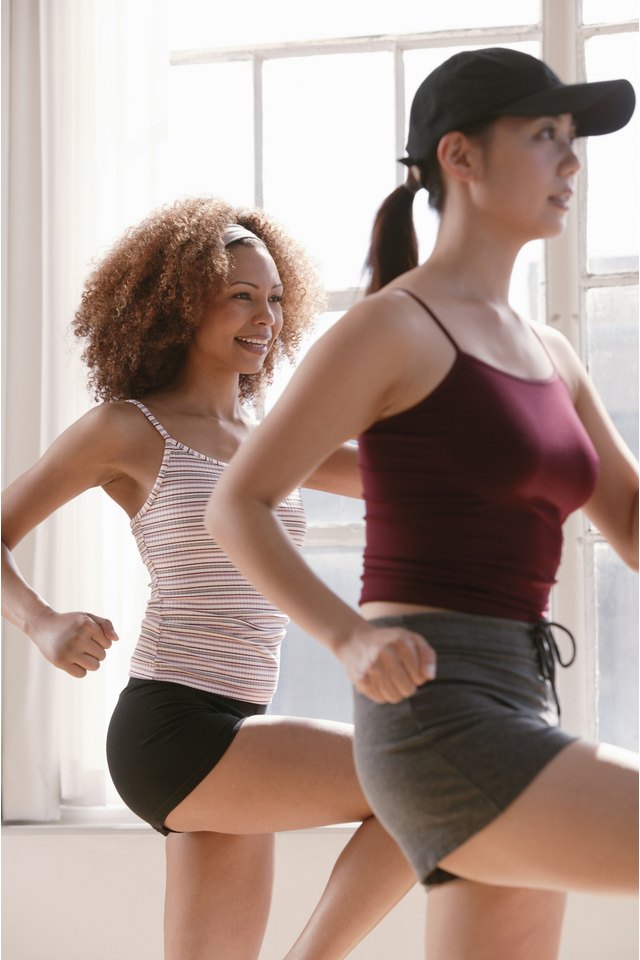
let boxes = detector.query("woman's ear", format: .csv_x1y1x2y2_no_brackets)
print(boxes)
436,131,483,185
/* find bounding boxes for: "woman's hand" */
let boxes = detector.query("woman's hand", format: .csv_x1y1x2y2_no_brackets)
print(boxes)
29,609,119,679
335,623,437,703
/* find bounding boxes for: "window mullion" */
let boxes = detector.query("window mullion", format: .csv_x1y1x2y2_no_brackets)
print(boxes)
394,43,405,188
541,0,596,739
253,56,264,207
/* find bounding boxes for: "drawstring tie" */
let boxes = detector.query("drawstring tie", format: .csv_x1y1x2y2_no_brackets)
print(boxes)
531,620,577,718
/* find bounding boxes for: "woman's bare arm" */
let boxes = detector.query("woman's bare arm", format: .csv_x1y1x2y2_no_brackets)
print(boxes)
540,325,638,569
576,372,638,569
1,405,135,676
304,443,362,498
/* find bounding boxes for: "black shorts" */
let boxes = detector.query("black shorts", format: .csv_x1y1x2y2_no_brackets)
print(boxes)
106,677,267,834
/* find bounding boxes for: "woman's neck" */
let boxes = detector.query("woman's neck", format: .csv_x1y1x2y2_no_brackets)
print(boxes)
426,205,524,306
149,365,244,422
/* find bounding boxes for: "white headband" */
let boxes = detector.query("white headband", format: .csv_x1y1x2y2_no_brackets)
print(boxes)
222,224,264,247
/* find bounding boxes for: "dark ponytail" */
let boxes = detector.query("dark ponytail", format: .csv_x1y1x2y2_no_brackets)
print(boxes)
364,169,422,295
365,119,493,295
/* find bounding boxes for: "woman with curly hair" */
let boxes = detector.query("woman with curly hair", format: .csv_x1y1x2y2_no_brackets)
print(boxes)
1,197,416,960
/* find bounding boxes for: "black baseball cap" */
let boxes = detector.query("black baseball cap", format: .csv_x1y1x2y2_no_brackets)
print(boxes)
400,47,636,165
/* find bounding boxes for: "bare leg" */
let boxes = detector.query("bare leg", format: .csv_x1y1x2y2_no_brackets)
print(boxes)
165,716,416,959
284,816,413,960
165,717,372,834
427,881,566,960
439,739,638,893
164,831,274,960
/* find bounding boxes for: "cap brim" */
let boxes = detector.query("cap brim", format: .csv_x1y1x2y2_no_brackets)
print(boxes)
497,78,636,137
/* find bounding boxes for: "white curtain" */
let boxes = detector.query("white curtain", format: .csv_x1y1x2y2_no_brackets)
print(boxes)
2,0,169,819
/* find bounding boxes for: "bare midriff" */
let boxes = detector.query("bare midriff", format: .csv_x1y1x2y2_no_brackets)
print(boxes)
359,601,451,620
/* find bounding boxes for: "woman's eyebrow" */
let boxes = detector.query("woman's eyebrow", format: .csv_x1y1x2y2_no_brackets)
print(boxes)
540,115,578,136
229,280,284,289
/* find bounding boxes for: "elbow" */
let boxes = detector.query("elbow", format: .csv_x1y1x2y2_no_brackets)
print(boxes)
625,490,639,571
205,473,277,548
1,537,16,559
203,500,216,539
204,487,229,540
615,532,638,572
610,521,638,571
204,478,256,546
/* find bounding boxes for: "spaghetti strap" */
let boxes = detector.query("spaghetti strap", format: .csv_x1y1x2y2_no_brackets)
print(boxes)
398,289,460,351
528,324,558,372
126,399,172,441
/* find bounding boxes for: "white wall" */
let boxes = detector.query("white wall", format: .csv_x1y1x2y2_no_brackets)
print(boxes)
2,825,637,960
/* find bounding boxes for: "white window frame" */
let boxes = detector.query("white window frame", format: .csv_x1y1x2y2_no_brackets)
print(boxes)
542,0,638,740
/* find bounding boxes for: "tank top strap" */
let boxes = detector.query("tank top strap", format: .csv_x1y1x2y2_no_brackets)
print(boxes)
398,289,460,352
528,324,558,373
126,399,172,441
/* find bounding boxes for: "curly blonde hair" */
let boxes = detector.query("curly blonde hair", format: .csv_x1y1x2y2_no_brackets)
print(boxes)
73,197,325,404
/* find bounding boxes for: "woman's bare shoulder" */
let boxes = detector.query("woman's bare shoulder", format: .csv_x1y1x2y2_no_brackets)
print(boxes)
46,400,158,473
1,401,156,544
329,286,444,348
77,398,150,437
534,323,583,398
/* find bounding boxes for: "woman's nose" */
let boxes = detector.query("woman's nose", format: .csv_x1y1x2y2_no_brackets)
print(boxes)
561,142,581,176
253,299,277,326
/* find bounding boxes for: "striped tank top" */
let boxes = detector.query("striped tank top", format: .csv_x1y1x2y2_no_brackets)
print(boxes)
127,400,306,703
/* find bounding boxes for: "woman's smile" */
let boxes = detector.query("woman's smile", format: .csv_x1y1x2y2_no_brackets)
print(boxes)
234,334,271,354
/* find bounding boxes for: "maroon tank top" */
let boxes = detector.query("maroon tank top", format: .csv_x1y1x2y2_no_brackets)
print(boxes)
358,291,600,622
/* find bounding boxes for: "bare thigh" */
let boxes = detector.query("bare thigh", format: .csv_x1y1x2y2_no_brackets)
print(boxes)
165,715,371,834
164,831,274,960
439,739,638,893
427,881,567,960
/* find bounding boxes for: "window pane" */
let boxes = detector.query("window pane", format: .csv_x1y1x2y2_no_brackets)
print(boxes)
265,310,348,410
595,542,638,751
166,62,255,206
586,285,638,457
169,0,539,50
301,487,365,527
54,495,149,806
263,53,396,290
270,546,362,721
585,33,638,273
582,0,638,23
514,241,544,324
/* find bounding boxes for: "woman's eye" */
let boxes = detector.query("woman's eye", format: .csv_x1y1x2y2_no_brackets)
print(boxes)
269,295,283,303
234,292,251,300
537,124,576,146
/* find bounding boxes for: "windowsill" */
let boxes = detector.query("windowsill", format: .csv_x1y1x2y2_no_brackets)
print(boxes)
2,806,359,835
2,805,153,834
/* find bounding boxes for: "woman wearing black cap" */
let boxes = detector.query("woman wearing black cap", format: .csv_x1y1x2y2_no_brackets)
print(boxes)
207,49,638,958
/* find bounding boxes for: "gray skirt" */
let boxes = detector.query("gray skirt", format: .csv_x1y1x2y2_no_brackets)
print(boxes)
353,611,577,887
